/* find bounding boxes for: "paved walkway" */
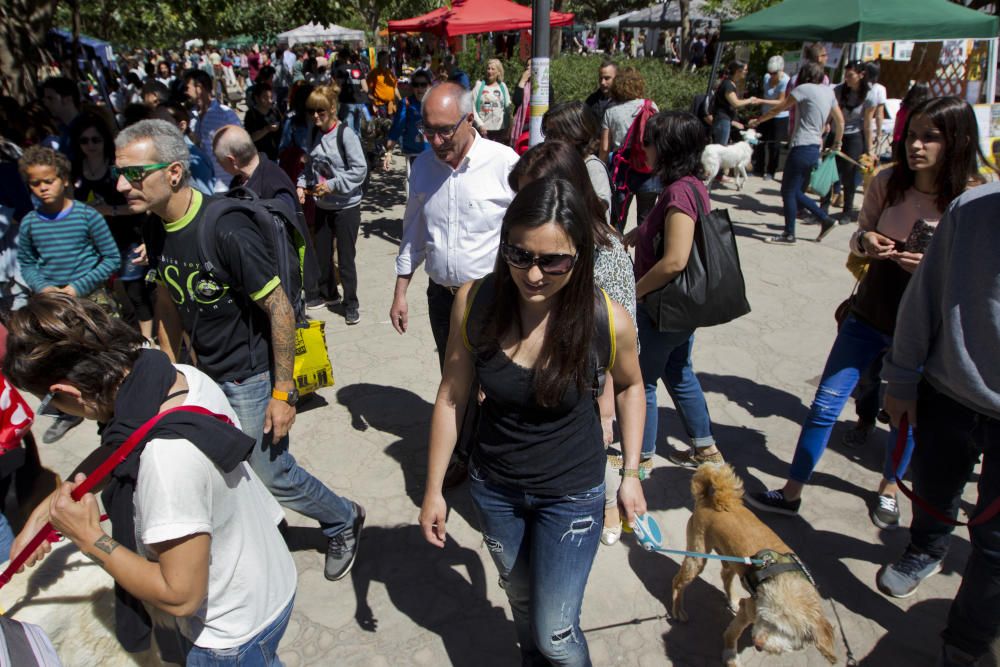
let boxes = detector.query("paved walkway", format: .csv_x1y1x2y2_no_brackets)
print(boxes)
2,167,991,666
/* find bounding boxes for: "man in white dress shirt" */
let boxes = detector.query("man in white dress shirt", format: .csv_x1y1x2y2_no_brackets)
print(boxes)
390,82,519,370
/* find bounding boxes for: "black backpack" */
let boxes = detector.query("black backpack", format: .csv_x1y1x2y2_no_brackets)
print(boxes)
462,273,616,397
197,187,307,324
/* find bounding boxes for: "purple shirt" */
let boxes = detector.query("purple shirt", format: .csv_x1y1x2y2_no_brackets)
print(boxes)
633,176,709,280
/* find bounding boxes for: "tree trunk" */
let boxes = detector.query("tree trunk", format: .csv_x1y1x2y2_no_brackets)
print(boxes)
0,0,59,104
70,0,81,80
679,0,690,68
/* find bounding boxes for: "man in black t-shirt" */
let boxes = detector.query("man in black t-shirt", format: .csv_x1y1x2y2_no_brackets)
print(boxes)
333,48,369,135
584,61,617,124
118,119,366,582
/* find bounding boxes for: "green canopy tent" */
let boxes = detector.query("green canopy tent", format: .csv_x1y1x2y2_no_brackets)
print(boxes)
710,0,999,104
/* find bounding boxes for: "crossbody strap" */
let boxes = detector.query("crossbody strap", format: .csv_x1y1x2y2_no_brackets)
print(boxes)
0,406,233,588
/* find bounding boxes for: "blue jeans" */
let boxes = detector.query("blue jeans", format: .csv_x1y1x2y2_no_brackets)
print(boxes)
0,512,13,561
637,307,715,457
788,315,915,484
338,104,369,136
186,598,293,666
712,115,732,145
780,144,829,237
469,462,604,666
219,372,355,539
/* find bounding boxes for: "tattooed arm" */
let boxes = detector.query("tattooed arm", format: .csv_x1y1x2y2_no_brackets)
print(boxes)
256,285,297,442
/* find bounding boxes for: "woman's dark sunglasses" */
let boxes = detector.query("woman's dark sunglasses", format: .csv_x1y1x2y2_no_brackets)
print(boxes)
500,243,578,275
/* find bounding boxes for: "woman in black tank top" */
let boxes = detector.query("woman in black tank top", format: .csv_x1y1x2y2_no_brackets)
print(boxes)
419,179,646,665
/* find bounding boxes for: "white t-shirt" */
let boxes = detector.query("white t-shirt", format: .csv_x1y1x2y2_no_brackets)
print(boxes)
133,364,296,649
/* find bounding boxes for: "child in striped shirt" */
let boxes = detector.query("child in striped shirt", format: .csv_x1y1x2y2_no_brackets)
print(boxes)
17,145,119,443
17,146,119,301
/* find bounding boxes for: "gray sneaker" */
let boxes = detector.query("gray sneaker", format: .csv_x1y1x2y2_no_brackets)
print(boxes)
325,502,366,581
870,494,900,530
42,414,83,444
877,548,942,598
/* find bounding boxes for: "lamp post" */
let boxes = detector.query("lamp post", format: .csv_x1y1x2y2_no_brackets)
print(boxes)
530,0,550,146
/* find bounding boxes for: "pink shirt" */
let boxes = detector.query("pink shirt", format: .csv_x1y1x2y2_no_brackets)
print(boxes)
633,176,710,280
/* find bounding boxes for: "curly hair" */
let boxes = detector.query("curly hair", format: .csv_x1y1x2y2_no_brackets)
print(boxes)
18,145,70,181
3,293,145,413
610,67,645,103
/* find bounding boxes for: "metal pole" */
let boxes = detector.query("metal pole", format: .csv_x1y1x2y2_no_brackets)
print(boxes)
530,0,551,146
705,38,723,98
986,37,998,104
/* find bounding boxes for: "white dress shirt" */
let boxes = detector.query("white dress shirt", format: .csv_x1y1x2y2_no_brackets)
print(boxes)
396,134,518,287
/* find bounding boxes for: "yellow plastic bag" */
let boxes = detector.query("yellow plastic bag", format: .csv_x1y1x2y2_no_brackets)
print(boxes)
293,320,333,395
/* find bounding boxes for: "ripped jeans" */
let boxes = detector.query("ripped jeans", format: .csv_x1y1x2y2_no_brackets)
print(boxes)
469,461,604,666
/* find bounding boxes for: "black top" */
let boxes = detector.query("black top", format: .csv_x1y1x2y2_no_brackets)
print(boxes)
144,193,278,382
74,168,145,250
334,62,366,104
713,79,738,120
230,153,300,214
585,90,613,123
243,105,284,161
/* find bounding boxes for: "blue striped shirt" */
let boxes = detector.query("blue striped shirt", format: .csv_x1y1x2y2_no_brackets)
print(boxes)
17,200,120,296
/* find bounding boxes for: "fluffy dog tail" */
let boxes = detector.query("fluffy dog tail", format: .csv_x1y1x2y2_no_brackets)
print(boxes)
691,463,745,512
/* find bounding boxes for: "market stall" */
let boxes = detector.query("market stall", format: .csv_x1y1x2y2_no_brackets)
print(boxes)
277,23,366,47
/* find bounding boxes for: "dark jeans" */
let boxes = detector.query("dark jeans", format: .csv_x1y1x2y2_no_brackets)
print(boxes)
314,205,360,309
752,117,788,177
611,169,659,235
822,132,864,216
906,381,1000,658
854,351,884,424
469,461,604,666
781,144,828,237
427,280,457,371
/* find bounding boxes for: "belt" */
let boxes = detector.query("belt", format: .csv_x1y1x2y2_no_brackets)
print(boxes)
430,280,460,295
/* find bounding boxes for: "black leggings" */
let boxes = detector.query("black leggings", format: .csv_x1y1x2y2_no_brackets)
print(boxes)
314,205,361,309
120,278,153,322
834,132,865,215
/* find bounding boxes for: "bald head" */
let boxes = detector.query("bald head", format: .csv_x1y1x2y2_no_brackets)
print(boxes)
423,82,473,118
212,125,258,176
421,83,477,168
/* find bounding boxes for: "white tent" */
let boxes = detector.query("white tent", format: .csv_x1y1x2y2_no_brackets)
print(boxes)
277,23,366,47
596,10,642,31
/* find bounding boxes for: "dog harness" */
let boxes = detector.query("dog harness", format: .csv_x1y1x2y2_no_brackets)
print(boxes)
741,549,816,597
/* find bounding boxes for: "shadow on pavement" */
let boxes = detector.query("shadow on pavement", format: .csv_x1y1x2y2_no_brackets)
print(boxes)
350,524,518,667
336,383,480,529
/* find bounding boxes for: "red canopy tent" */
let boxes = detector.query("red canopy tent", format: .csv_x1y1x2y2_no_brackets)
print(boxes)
388,0,574,37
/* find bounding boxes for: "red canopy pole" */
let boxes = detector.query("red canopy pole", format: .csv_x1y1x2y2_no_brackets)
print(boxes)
530,0,550,146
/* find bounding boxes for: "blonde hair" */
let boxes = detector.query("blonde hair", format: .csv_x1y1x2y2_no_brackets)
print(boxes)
486,58,505,83
306,84,340,116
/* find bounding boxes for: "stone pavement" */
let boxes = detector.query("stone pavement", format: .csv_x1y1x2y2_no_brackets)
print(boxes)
2,165,991,667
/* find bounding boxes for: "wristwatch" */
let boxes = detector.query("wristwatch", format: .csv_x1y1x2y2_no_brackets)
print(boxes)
271,387,300,406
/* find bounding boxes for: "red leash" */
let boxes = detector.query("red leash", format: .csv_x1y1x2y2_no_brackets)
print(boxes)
893,414,1000,527
0,406,232,588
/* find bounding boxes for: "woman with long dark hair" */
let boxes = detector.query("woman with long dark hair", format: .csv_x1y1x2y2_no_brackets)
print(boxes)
69,113,153,341
823,60,875,223
747,97,996,530
625,111,722,470
419,178,646,665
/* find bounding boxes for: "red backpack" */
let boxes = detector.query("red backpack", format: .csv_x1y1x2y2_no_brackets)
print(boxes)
612,99,656,180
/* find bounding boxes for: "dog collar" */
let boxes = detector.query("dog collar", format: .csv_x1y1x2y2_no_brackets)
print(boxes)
742,549,816,597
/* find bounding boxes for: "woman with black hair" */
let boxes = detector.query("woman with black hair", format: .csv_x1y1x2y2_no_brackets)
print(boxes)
711,60,760,146
625,111,722,470
70,113,153,341
420,178,646,665
823,60,875,223
747,97,995,532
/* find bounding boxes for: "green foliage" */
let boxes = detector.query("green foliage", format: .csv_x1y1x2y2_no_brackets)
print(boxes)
458,52,709,111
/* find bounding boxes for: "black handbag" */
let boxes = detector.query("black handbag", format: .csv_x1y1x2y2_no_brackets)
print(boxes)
644,181,751,331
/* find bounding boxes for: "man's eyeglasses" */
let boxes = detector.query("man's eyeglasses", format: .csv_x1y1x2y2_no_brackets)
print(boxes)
500,243,578,276
112,162,173,185
418,115,467,141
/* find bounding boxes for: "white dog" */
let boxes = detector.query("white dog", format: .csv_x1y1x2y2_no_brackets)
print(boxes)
702,129,760,191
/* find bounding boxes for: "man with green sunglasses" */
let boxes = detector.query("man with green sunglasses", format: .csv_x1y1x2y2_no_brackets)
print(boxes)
115,119,365,582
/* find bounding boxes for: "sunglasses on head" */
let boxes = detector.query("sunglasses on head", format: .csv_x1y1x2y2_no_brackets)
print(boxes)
111,162,172,185
500,242,578,275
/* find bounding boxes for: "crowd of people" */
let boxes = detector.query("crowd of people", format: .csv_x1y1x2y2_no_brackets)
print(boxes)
0,38,997,667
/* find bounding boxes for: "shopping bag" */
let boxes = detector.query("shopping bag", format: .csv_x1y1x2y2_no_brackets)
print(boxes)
0,373,33,454
293,320,334,395
808,153,839,197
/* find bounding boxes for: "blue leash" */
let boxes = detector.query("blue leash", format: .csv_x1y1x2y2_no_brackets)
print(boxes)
631,514,767,566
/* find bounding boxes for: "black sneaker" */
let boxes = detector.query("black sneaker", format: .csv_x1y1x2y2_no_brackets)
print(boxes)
306,297,327,311
871,494,900,530
42,414,83,444
842,420,875,449
745,489,801,516
765,233,797,245
345,307,361,325
817,217,837,241
326,295,343,307
325,502,366,581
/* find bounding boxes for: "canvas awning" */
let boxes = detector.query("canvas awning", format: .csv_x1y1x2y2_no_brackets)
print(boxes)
596,10,641,31
621,0,722,29
277,23,366,47
720,0,999,42
388,0,574,38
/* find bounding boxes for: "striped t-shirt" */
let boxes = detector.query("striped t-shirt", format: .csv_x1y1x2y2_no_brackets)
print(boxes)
17,200,120,296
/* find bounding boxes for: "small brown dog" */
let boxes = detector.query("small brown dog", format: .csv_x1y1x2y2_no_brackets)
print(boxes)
671,464,837,666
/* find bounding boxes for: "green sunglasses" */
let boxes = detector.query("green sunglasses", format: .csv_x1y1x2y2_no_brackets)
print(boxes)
112,162,173,184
